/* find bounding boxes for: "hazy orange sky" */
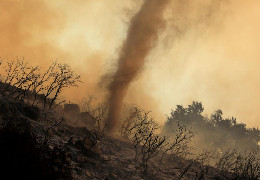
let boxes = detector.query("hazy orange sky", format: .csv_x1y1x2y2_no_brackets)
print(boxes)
0,0,260,127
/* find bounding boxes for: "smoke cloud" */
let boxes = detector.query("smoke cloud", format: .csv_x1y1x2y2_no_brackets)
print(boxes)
0,0,260,128
105,0,170,134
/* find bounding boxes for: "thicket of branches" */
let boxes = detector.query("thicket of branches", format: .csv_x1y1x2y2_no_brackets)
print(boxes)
120,106,193,178
213,148,260,179
0,57,81,109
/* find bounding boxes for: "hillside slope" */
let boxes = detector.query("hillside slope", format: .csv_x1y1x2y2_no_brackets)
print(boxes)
0,96,237,180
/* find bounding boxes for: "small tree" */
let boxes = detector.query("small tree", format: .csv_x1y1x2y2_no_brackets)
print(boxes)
43,62,81,109
1,58,40,99
120,106,144,138
31,62,57,105
161,121,194,161
120,106,166,178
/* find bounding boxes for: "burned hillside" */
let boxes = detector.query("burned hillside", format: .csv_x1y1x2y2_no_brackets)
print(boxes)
1,0,260,179
0,58,259,179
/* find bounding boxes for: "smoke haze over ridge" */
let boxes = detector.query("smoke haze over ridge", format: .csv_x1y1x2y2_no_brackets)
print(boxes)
0,0,260,127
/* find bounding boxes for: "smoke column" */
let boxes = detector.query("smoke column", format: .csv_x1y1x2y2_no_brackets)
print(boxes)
105,0,170,134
